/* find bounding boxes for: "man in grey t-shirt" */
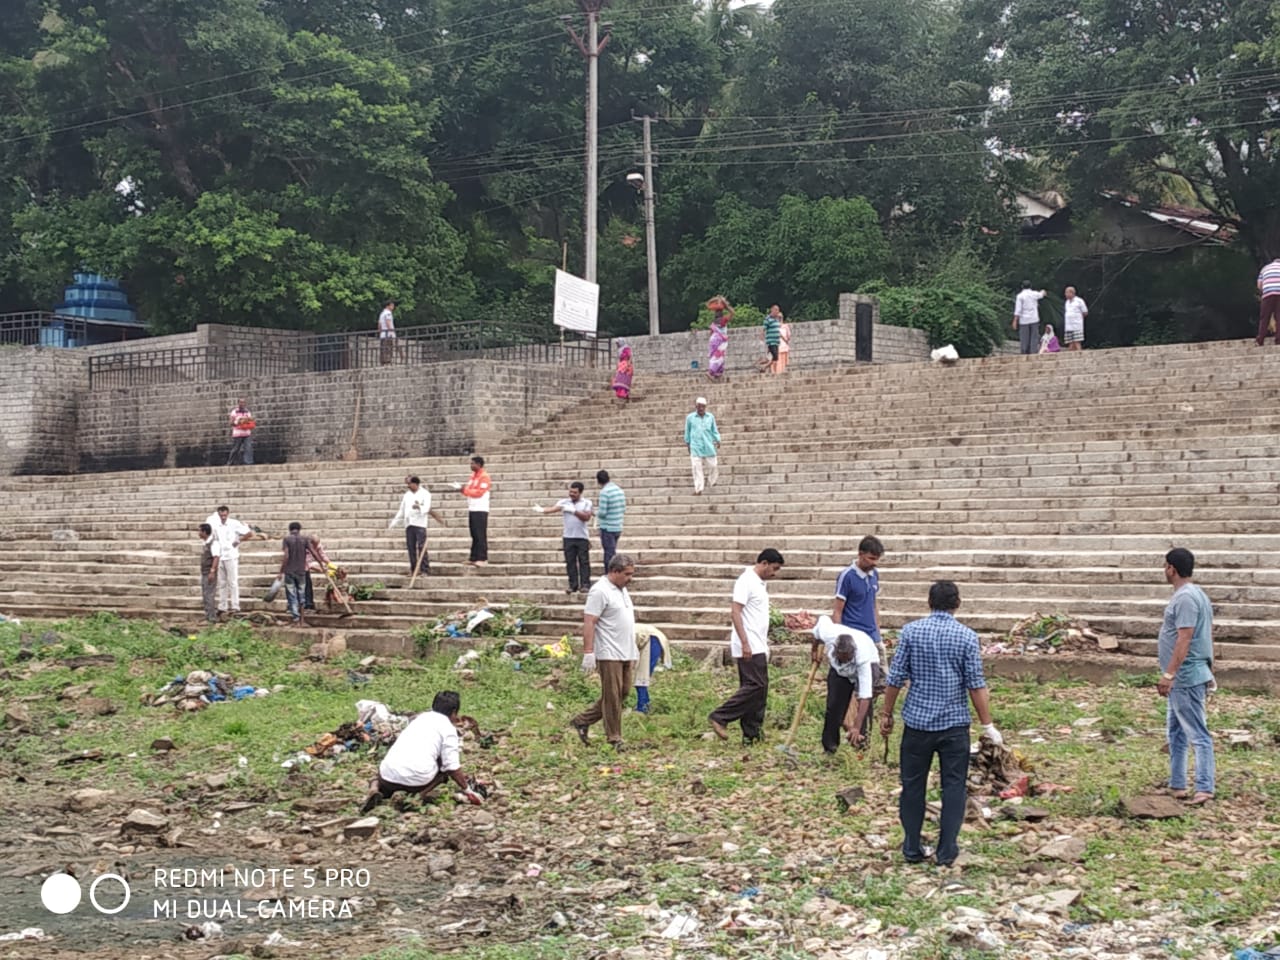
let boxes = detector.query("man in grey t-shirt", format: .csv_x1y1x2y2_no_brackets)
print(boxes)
1155,547,1215,804
536,481,594,594
569,554,637,749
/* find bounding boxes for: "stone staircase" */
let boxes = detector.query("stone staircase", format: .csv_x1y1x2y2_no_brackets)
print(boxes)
2,338,1279,674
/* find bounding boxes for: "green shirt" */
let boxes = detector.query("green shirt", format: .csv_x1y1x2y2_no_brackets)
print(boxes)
597,482,627,533
684,411,720,458
763,316,781,346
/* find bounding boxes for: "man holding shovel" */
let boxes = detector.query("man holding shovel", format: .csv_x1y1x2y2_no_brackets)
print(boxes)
709,548,785,745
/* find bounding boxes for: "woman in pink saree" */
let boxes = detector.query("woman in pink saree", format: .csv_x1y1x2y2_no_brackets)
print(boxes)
706,296,732,380
612,342,633,401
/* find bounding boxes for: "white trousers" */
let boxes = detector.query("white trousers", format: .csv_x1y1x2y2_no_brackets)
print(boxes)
691,454,719,492
216,555,241,612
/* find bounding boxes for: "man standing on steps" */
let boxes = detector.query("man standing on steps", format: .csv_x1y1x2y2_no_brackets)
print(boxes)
1062,285,1088,351
278,522,310,626
454,455,492,566
1256,256,1280,346
684,397,720,495
880,580,1002,868
198,522,221,624
535,481,594,594
834,536,886,669
227,398,255,465
1156,547,1216,806
1012,282,1046,355
709,548,785,745
595,470,626,570
570,554,638,749
205,505,261,619
389,475,444,577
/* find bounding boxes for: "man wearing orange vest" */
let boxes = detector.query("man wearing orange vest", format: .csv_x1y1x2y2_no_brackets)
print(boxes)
454,455,492,566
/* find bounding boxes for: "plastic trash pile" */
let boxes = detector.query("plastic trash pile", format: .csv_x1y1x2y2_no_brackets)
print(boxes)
984,612,1119,656
281,699,412,769
144,670,272,711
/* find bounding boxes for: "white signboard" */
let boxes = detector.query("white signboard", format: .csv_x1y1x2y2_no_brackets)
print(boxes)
553,269,599,334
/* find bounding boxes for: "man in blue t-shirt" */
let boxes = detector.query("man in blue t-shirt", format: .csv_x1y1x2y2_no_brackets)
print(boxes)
1155,547,1215,805
834,535,885,668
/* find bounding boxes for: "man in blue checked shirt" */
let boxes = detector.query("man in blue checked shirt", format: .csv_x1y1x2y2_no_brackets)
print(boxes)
880,581,1002,868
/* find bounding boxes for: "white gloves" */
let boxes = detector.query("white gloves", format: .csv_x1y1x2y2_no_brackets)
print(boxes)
532,504,543,513
450,482,462,490
982,723,1004,746
580,653,596,673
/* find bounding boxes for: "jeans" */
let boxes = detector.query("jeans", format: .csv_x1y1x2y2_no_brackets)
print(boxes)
898,723,970,865
600,530,620,570
563,537,591,591
283,573,307,621
227,436,253,465
1167,682,1216,794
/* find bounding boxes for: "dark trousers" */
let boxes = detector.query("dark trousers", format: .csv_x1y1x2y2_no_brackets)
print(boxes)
227,436,253,465
405,526,429,573
304,573,316,610
1259,294,1280,345
898,723,971,865
709,653,769,741
563,537,591,591
823,668,856,753
468,511,488,561
200,569,217,622
600,530,620,571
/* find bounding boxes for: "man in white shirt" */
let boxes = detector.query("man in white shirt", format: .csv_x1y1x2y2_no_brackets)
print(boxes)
535,481,594,594
811,614,881,754
1062,285,1088,351
1012,282,1047,355
709,548,785,744
389,475,444,576
378,300,396,365
204,505,260,617
570,554,637,748
360,690,482,813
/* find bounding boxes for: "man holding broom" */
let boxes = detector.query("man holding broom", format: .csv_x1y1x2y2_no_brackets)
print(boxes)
389,476,444,578
709,548,785,745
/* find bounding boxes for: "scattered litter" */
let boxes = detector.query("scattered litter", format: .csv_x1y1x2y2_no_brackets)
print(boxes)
0,928,47,943
659,913,700,940
987,612,1120,655
184,921,223,941
262,930,302,947
0,613,20,625
1234,947,1280,960
931,344,959,363
144,670,270,712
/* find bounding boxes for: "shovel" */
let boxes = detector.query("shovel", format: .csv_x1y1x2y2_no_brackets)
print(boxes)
777,658,820,762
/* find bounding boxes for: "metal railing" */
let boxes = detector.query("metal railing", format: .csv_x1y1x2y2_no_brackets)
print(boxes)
87,319,612,389
0,312,96,346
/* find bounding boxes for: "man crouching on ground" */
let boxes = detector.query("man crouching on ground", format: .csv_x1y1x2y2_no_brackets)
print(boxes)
360,691,482,813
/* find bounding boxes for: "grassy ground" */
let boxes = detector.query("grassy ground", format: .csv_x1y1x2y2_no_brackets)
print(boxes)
1,613,1278,959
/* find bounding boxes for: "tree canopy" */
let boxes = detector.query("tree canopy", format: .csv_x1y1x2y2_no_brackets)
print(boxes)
0,0,1272,347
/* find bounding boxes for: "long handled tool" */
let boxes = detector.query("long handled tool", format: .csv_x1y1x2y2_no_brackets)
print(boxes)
321,564,354,616
778,658,821,761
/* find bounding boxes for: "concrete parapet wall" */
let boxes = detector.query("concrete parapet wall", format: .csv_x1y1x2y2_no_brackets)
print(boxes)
0,347,86,475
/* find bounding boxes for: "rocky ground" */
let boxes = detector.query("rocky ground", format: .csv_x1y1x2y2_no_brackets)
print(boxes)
1,614,1278,960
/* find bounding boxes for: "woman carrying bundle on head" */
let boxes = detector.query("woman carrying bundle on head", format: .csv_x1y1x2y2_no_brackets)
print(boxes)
706,296,733,380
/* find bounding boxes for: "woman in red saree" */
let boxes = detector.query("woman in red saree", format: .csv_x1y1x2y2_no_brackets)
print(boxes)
612,342,633,400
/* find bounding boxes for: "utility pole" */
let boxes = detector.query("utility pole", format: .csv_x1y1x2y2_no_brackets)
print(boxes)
641,115,660,335
563,1,611,284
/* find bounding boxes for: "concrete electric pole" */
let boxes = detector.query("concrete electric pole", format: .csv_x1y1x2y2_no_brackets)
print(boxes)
563,1,611,284
641,115,660,335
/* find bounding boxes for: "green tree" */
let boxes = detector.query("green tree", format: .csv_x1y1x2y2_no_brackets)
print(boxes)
968,0,1280,262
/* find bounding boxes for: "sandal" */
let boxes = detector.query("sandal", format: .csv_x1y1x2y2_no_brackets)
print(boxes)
1165,787,1188,799
1185,792,1214,806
